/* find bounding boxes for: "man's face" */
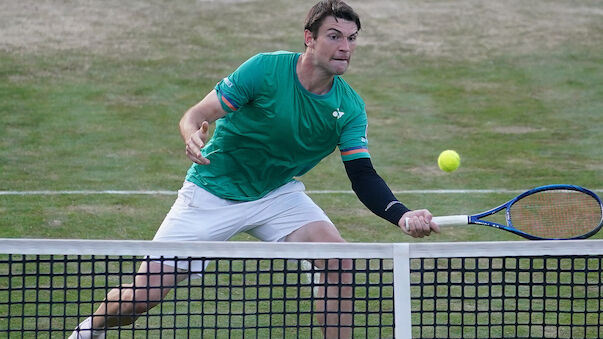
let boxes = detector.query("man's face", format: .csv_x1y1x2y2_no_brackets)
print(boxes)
306,16,358,75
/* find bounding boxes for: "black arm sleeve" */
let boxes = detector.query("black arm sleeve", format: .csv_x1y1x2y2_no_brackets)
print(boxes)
344,158,410,226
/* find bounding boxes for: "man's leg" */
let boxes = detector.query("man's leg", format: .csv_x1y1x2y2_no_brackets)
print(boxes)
286,221,354,339
70,181,242,338
70,261,188,338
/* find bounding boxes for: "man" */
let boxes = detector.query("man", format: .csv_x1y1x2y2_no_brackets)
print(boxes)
70,0,439,338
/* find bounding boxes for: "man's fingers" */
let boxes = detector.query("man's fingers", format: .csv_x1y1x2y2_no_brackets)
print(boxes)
187,138,202,157
404,212,439,238
184,123,212,165
405,216,423,238
186,136,210,165
189,127,207,154
430,219,441,233
186,147,210,165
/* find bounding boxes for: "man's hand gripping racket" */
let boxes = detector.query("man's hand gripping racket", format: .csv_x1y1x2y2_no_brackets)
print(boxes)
407,184,603,240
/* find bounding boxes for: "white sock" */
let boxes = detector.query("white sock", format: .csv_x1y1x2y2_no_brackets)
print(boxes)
68,317,106,339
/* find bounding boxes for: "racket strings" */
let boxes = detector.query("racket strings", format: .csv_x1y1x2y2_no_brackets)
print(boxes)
509,190,603,239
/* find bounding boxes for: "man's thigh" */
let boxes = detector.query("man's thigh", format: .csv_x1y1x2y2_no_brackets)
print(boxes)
153,181,259,242
246,183,333,242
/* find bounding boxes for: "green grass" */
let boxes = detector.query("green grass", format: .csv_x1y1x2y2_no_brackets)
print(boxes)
1,0,602,337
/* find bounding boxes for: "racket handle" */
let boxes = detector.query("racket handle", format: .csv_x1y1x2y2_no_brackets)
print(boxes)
404,215,469,230
432,215,469,227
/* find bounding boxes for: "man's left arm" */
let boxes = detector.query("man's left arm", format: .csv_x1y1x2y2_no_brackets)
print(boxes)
343,158,439,238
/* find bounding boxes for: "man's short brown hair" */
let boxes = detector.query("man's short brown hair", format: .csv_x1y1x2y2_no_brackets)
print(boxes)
304,0,361,41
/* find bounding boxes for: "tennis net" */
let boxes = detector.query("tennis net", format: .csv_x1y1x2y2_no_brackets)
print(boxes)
1,238,602,338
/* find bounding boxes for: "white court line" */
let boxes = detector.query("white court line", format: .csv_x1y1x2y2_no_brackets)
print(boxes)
0,190,177,196
2,189,601,196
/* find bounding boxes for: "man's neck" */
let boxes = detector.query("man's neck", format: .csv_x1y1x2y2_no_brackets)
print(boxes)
296,53,334,95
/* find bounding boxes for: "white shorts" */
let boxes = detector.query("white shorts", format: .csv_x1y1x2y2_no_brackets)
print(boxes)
150,180,331,274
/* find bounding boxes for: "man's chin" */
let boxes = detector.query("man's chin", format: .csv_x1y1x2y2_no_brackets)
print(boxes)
332,65,349,75
328,59,349,75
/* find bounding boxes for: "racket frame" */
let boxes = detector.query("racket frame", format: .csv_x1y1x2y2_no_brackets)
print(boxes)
433,184,603,240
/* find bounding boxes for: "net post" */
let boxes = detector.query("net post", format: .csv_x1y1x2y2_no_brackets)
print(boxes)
393,243,412,339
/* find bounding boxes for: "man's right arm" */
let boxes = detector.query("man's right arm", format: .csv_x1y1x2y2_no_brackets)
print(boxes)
179,89,227,165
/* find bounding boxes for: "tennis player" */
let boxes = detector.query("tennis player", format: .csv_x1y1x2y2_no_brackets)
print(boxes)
70,0,439,338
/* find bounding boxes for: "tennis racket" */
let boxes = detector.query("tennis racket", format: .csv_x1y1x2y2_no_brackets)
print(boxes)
427,184,603,240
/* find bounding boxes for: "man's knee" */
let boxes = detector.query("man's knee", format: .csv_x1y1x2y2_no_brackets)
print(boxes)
324,258,353,285
326,258,352,270
286,221,345,243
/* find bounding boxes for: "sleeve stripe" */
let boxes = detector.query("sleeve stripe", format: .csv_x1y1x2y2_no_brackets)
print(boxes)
340,147,369,156
221,94,239,111
341,145,367,151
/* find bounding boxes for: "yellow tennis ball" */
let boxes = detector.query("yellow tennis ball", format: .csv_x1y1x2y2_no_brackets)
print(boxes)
438,150,460,172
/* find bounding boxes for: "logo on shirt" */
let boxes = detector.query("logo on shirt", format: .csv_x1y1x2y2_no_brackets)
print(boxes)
361,125,368,143
332,108,345,119
223,77,233,88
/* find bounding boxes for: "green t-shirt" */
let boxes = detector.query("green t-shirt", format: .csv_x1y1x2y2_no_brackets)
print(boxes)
186,51,370,201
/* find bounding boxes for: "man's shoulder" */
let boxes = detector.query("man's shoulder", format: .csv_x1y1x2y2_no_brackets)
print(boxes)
250,51,298,63
335,76,365,109
240,51,298,77
260,50,297,57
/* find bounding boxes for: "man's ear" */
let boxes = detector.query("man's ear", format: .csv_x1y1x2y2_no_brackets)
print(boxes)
304,29,314,48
